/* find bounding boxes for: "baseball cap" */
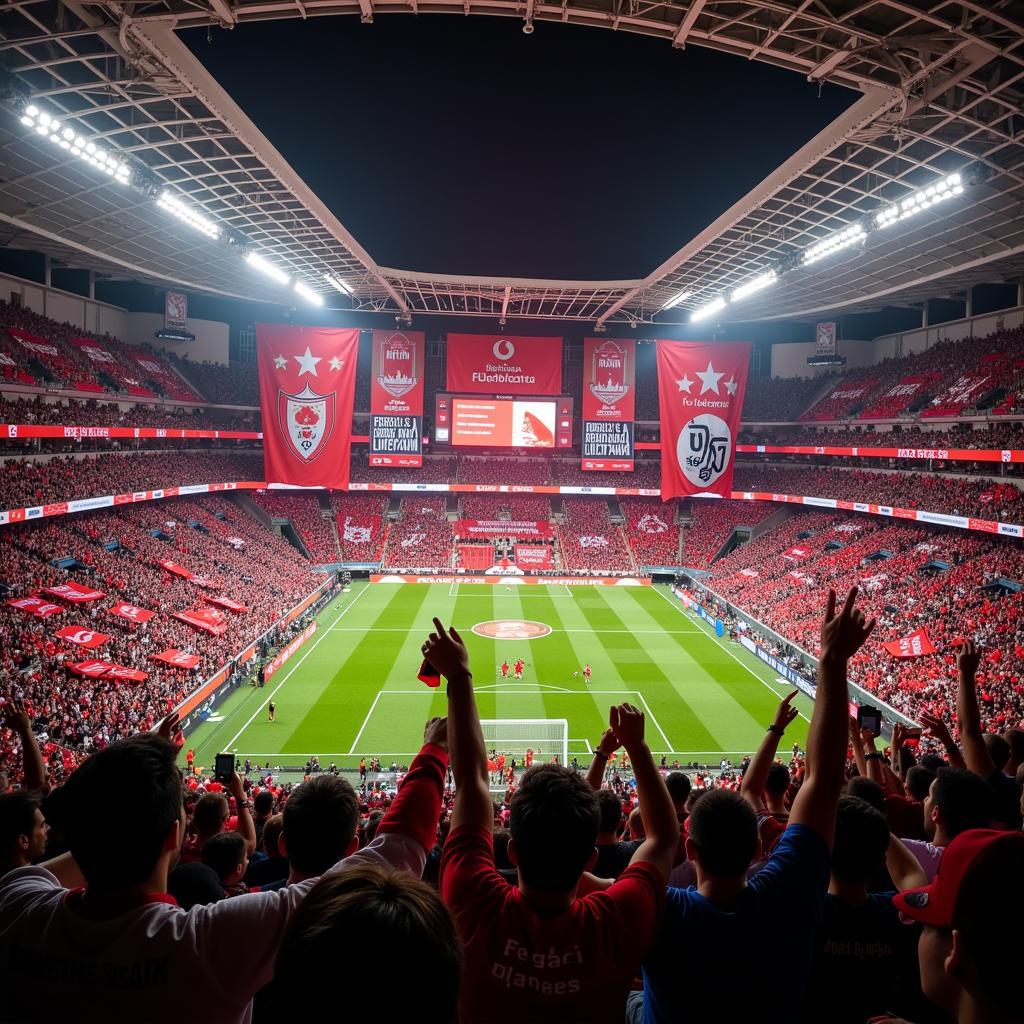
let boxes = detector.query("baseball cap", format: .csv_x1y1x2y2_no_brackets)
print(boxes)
894,828,1024,927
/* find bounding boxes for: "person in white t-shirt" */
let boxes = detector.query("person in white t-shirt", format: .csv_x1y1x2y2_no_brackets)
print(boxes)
0,713,448,1024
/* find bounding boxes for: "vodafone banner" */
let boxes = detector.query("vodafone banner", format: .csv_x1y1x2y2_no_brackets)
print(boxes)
581,338,635,472
370,330,424,468
44,581,106,602
514,544,553,568
107,602,156,624
151,648,202,670
258,324,359,490
56,626,110,649
7,597,63,618
657,340,751,500
883,628,936,658
446,334,562,395
173,607,228,636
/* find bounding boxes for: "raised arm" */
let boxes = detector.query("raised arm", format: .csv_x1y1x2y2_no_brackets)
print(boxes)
422,617,492,834
954,640,996,778
885,832,929,891
1,701,48,794
228,772,257,856
848,715,869,779
790,588,875,851
614,704,678,882
739,691,799,811
585,729,621,791
919,710,966,770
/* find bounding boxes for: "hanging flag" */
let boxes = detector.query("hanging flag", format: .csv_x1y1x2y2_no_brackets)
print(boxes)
883,628,936,658
43,581,106,602
157,559,193,580
173,607,228,636
70,659,113,678
257,324,360,489
150,648,202,670
107,601,156,624
581,338,635,472
369,329,425,468
104,665,149,682
7,596,64,618
657,340,750,500
55,626,110,649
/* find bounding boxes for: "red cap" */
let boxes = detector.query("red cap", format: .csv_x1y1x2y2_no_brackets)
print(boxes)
893,829,1024,927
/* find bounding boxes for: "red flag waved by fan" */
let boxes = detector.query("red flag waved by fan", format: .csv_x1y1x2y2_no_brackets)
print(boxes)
657,340,751,500
257,324,360,490
883,628,936,658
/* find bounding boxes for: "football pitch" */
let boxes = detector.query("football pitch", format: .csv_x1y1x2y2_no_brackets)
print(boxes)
182,582,813,771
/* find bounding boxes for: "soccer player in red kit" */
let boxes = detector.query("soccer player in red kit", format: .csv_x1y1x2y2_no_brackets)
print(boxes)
514,658,524,681
583,663,592,683
500,660,510,679
525,748,534,769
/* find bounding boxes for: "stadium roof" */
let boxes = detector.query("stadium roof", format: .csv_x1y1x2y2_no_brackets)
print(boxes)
1,0,1023,325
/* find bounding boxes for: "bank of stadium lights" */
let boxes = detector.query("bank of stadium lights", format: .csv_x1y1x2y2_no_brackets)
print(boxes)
156,190,220,240
19,104,130,184
324,273,353,297
802,223,865,267
660,288,693,310
293,280,324,307
731,270,776,303
245,250,290,285
690,296,727,323
875,173,963,229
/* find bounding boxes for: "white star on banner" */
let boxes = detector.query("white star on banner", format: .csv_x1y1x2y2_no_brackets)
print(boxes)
696,360,724,395
273,355,288,370
294,346,321,377
329,356,343,371
676,374,695,394
725,375,738,396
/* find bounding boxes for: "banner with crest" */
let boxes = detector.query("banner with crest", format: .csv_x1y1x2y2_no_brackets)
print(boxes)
257,324,360,490
581,337,635,472
369,329,425,468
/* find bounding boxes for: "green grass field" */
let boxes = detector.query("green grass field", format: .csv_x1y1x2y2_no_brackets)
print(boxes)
183,581,812,771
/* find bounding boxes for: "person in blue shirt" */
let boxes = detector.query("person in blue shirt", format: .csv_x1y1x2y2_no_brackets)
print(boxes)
641,587,876,1024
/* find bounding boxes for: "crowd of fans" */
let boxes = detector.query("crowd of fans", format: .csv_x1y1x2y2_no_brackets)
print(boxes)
0,494,322,781
620,499,679,566
558,500,634,573
331,494,388,562
681,498,774,570
250,492,340,564
2,596,1020,1023
380,498,454,570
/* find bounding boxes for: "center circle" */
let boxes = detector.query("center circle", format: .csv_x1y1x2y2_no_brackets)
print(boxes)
471,619,552,640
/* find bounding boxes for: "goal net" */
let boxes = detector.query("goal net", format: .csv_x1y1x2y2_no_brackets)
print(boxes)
481,719,568,768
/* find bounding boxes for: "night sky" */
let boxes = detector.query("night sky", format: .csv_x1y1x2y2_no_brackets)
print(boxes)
181,17,854,281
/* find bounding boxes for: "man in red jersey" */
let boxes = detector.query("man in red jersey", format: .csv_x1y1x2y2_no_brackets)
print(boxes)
514,658,524,681
423,617,678,1024
500,659,510,680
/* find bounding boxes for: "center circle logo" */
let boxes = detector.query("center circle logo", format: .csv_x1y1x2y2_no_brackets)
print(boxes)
471,620,552,640
677,412,732,489
492,339,515,361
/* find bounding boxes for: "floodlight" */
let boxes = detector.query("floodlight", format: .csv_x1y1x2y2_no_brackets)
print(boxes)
690,296,726,322
294,281,324,306
245,251,290,285
731,270,776,302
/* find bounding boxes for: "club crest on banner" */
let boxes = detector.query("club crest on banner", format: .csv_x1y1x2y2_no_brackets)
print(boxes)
588,340,630,407
278,384,335,463
377,332,418,398
679,413,732,489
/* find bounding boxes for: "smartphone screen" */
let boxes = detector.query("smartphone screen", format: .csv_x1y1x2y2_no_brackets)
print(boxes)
214,752,235,782
857,705,883,736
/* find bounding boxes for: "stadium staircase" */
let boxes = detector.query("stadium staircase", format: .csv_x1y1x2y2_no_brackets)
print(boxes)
317,492,343,562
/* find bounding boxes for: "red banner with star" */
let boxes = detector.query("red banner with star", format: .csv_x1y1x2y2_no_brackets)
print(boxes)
657,340,751,500
257,324,360,490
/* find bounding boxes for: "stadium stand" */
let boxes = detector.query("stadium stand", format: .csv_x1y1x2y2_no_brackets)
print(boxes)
332,494,388,562
681,498,774,569
380,498,453,569
621,498,680,566
558,500,633,572
250,492,339,564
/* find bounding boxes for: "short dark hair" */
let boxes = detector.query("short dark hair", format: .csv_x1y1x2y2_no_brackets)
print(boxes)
192,793,228,836
168,862,224,909
919,753,945,773
687,789,757,877
253,790,275,816
905,765,936,802
274,863,462,1023
262,813,284,856
831,797,890,885
951,834,1024,1016
846,775,885,812
596,789,624,834
665,772,691,806
982,733,1010,772
0,793,39,856
509,764,599,892
1003,727,1024,764
283,774,359,875
62,735,182,889
931,767,994,837
765,762,791,797
201,831,247,883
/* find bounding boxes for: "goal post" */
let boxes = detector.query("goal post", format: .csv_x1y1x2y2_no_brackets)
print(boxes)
480,719,568,767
